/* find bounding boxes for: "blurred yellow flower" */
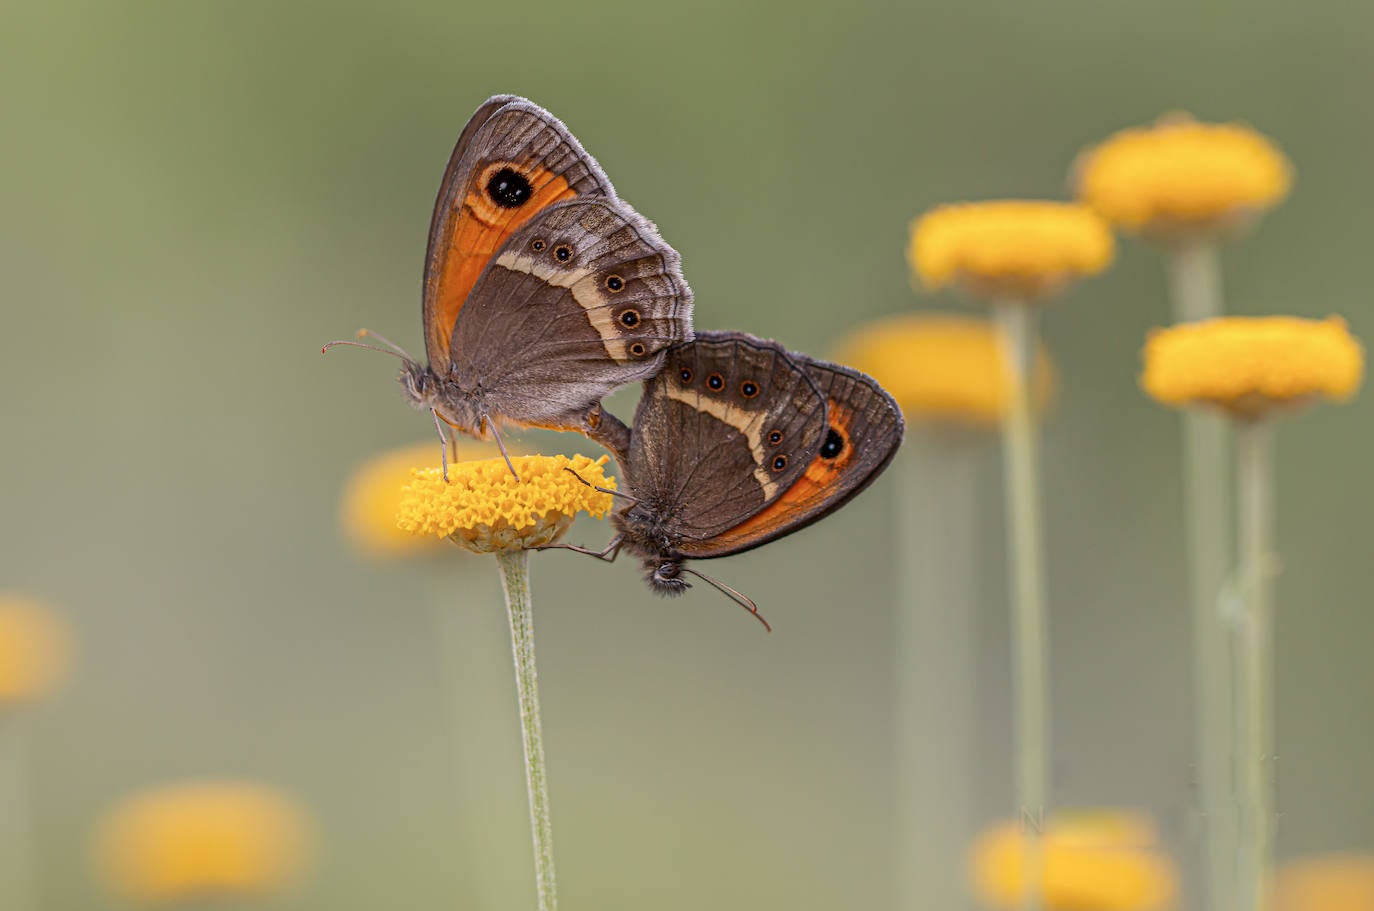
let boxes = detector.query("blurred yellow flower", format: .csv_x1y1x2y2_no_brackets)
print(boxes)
911,201,1114,301
340,440,520,559
0,595,70,706
969,810,1178,911
399,454,616,553
95,781,313,904
835,313,1054,425
1273,853,1374,911
1075,114,1292,237
1142,316,1364,418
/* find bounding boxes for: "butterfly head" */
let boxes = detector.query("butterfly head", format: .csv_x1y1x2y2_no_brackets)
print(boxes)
644,559,690,596
399,362,489,439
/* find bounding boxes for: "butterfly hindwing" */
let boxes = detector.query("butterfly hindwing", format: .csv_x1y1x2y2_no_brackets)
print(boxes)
451,197,693,432
626,332,828,544
422,96,616,371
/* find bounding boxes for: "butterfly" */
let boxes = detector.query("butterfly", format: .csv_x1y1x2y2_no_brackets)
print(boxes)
326,95,693,472
552,331,904,629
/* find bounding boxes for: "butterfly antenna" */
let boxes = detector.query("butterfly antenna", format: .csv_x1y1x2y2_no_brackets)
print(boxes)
485,417,520,482
321,329,416,361
563,467,641,505
680,568,772,632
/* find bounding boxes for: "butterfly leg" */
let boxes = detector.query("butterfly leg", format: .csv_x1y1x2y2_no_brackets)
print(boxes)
536,535,624,562
563,467,641,505
431,408,452,482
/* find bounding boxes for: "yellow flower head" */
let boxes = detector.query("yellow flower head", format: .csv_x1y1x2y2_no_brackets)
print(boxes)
0,595,70,707
95,781,313,904
1274,853,1374,911
835,313,1055,426
1142,316,1364,418
910,201,1114,301
1075,114,1292,237
969,810,1179,911
398,454,616,553
340,441,517,559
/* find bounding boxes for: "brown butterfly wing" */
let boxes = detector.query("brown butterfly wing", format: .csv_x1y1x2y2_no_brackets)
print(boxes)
624,333,827,545
423,96,615,371
687,354,905,558
450,197,693,431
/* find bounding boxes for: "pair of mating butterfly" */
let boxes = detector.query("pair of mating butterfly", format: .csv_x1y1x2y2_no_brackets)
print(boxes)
327,95,904,628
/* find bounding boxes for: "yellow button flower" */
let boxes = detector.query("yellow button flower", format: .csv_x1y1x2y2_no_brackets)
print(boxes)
95,781,313,904
969,810,1178,911
1273,853,1374,911
399,454,615,553
1142,316,1364,418
0,595,70,706
1076,114,1292,237
340,441,519,559
911,201,1114,301
835,313,1054,425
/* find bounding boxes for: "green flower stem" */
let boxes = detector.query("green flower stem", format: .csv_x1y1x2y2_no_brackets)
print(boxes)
1166,240,1234,911
496,549,557,911
0,719,36,911
1233,419,1276,911
895,433,978,911
994,301,1048,911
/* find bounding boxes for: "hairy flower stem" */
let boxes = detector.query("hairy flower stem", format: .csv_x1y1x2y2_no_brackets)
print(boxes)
995,301,1048,911
896,435,977,911
1167,240,1234,911
0,720,36,911
1234,420,1275,911
496,549,557,911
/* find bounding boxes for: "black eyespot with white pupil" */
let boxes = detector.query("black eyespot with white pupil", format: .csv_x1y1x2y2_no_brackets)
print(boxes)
771,454,788,471
554,245,572,262
619,310,640,328
768,430,783,445
740,381,759,398
679,368,693,383
820,428,845,459
606,274,625,292
707,374,724,391
531,239,546,252
486,167,532,208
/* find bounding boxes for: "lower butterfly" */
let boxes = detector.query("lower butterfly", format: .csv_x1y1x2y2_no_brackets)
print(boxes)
548,331,904,629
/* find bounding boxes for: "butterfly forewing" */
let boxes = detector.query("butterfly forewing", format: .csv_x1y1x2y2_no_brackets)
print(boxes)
423,96,616,370
687,354,905,558
627,333,827,543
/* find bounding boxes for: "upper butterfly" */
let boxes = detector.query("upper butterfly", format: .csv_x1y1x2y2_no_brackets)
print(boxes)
553,331,904,629
328,95,693,463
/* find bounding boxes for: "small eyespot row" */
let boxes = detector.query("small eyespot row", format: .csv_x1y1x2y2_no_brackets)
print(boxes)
531,239,546,252
740,381,759,398
706,373,725,391
619,309,640,328
767,430,783,445
771,454,788,471
679,367,694,383
629,342,647,356
554,244,572,262
605,274,625,292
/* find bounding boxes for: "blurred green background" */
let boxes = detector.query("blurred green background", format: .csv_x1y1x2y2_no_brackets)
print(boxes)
3,2,1371,908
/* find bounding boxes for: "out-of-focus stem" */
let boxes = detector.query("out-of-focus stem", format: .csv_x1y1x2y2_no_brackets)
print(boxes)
994,301,1048,911
895,433,978,911
1166,240,1234,911
1233,419,1275,911
0,720,36,911
496,549,557,911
